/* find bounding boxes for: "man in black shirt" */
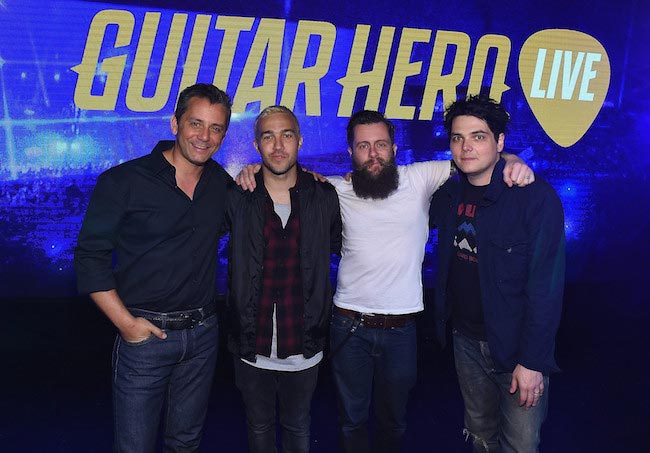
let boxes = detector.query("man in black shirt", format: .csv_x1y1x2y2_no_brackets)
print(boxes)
74,83,233,452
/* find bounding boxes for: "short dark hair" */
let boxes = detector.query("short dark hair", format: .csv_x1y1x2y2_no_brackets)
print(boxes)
174,83,232,130
444,95,510,139
254,105,301,140
346,110,395,148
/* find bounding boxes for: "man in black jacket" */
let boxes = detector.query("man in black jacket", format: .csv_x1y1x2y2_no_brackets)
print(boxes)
224,105,342,453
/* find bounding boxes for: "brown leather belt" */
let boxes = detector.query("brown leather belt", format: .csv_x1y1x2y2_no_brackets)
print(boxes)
335,306,414,329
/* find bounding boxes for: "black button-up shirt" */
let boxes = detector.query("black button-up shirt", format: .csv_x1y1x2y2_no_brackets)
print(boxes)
74,141,233,312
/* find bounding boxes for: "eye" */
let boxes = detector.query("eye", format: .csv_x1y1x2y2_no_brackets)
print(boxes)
451,136,462,142
474,134,485,141
262,134,273,141
357,143,369,151
190,120,201,128
210,125,224,134
376,141,388,148
283,132,295,139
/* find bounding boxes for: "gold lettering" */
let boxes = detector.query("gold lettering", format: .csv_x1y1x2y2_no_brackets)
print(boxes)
385,27,431,119
419,30,471,120
337,25,395,116
233,18,285,113
70,9,134,110
467,34,511,101
280,20,336,115
214,16,255,90
178,15,213,92
125,13,187,112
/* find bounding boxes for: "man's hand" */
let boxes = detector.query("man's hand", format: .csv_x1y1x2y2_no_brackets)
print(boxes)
235,164,262,191
90,289,167,343
501,153,535,187
304,168,329,183
119,317,167,343
509,364,544,408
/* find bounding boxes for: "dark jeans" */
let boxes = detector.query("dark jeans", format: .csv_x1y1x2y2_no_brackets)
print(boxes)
330,312,417,453
111,314,218,453
453,330,549,453
233,358,320,453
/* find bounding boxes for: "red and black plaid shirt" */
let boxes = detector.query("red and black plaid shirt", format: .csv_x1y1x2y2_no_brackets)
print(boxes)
256,188,304,358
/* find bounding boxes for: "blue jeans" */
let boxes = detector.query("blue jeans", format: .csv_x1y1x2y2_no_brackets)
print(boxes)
453,330,549,453
330,312,417,453
233,358,319,453
111,314,219,453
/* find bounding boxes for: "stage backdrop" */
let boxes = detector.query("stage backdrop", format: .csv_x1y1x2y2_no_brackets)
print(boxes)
0,0,648,298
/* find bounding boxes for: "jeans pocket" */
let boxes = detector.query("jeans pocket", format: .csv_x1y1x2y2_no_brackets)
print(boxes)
198,313,218,329
121,333,156,347
331,312,354,331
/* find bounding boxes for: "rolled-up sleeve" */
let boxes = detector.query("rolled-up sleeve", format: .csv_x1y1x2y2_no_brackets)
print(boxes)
74,171,127,294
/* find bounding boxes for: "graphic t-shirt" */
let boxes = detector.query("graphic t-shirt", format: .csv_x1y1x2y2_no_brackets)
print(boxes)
448,183,487,340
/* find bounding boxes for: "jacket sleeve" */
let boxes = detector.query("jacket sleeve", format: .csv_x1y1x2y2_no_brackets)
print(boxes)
222,184,243,236
519,186,566,373
328,185,343,255
73,171,127,295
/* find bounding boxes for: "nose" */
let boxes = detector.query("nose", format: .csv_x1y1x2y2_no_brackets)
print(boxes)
461,139,472,152
369,145,379,157
198,125,210,141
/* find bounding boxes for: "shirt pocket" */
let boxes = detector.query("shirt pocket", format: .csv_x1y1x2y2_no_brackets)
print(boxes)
488,237,529,294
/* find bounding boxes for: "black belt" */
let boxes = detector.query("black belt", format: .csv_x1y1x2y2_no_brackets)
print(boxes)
129,304,216,330
335,306,414,329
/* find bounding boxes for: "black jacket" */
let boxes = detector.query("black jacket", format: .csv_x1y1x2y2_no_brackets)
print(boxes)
224,167,342,361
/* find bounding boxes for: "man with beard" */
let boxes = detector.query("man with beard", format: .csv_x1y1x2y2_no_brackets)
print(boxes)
237,109,533,453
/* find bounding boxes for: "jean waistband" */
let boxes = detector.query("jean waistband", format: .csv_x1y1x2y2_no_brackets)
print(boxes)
334,306,414,329
129,304,216,330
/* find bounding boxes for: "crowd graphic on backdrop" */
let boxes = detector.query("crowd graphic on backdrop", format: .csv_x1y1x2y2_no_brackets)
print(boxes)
0,96,621,296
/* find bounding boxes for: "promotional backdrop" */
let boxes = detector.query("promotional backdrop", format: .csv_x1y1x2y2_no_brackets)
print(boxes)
1,0,648,298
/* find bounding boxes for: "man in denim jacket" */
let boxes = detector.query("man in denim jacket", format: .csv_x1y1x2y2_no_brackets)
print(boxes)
429,96,565,452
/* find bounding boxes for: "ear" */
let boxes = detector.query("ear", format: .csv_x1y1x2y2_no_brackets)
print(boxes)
253,139,260,154
497,133,505,153
298,135,303,150
170,115,178,135
392,143,398,156
348,146,353,157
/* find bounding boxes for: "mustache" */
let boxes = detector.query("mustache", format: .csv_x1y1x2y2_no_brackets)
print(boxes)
358,157,388,170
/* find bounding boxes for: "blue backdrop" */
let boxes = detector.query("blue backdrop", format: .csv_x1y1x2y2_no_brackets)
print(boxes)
1,0,648,297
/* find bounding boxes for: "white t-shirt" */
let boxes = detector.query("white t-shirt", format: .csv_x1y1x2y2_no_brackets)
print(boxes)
329,160,450,314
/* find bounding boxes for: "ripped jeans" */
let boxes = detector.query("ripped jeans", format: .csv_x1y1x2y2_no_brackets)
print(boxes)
453,330,549,453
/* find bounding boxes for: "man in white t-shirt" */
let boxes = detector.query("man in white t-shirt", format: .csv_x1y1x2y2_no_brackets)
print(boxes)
329,110,533,453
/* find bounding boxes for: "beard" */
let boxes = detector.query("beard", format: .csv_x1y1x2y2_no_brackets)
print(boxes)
351,155,399,200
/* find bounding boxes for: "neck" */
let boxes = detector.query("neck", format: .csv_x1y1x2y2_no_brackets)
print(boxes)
164,146,204,179
163,146,203,199
467,175,490,186
263,166,297,204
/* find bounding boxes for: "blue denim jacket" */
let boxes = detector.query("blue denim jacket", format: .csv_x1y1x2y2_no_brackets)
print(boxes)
430,158,565,374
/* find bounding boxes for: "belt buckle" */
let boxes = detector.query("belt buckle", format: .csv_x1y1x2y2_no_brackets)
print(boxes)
360,313,381,329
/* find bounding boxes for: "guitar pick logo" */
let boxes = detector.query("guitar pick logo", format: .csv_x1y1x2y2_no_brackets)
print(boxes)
518,29,610,147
